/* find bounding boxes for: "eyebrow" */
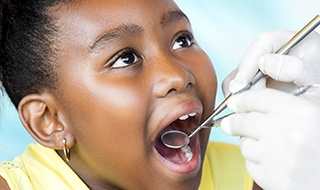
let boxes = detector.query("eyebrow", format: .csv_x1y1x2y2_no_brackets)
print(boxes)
89,10,189,51
160,10,190,26
89,24,144,50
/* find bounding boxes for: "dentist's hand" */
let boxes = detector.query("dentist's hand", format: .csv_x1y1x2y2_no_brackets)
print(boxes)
223,30,320,103
221,88,320,190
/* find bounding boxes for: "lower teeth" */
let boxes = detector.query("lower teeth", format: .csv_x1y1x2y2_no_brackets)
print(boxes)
181,145,193,162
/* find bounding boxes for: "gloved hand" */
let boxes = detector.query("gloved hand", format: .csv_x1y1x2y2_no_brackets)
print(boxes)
221,88,320,190
223,30,320,103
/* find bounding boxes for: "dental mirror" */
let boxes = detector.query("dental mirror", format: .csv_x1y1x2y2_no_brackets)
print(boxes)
161,130,190,149
161,113,229,149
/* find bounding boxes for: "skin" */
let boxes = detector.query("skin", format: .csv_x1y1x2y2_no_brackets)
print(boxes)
11,0,217,189
0,177,9,190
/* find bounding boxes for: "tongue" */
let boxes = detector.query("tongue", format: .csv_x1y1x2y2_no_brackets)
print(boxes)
154,140,192,164
164,149,191,164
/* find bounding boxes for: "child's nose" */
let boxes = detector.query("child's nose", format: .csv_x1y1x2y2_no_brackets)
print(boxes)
152,55,196,98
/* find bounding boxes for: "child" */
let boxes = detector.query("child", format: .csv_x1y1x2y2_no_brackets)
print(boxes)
0,0,253,189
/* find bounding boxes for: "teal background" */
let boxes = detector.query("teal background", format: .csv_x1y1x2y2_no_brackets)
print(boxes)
1,0,320,161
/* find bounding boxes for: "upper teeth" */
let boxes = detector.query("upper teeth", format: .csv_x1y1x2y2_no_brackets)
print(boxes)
179,112,197,120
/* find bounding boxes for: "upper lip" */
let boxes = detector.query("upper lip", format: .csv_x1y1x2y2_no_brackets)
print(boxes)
151,99,203,143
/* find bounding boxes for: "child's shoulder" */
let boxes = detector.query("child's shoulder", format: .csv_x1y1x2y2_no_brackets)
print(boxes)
0,155,32,190
0,143,89,190
205,141,244,168
206,141,241,156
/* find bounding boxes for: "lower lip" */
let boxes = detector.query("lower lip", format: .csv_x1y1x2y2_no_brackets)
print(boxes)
154,134,201,175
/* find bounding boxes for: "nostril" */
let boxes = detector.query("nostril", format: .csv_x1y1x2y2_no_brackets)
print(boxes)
186,82,193,89
169,82,192,94
167,88,176,94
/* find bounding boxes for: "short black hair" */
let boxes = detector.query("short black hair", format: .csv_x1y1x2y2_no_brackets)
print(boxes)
0,0,67,108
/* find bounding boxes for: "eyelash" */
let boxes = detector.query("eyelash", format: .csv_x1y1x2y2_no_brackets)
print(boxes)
108,48,142,69
107,30,195,69
172,30,195,50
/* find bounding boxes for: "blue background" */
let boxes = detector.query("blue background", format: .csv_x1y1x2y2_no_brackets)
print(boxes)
1,0,320,161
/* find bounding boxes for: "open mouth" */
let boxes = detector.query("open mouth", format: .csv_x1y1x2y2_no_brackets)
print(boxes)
153,112,199,164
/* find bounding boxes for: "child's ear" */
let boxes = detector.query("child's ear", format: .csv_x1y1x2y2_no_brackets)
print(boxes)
18,92,74,149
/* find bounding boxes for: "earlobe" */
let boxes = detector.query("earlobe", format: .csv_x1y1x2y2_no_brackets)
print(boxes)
18,92,71,149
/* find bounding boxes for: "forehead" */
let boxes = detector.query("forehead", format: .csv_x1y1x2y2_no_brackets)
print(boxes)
53,0,185,49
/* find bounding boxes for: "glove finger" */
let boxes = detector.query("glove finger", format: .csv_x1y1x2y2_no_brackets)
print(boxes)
220,112,265,139
301,85,320,104
239,137,261,163
222,69,238,96
227,88,301,113
284,32,320,86
245,160,271,190
290,31,320,63
258,54,304,83
229,30,295,93
259,54,319,88
299,33,320,83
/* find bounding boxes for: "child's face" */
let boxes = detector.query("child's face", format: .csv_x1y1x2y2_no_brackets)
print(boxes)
53,0,217,189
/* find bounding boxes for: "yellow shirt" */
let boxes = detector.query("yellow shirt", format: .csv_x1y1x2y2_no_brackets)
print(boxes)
0,142,252,190
199,142,253,190
0,143,89,190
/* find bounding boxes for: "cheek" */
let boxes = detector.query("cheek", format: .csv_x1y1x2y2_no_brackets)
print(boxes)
191,52,217,142
190,51,217,144
58,78,154,178
58,75,151,155
192,52,217,109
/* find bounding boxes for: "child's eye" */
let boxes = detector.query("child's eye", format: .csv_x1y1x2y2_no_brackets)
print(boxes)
111,49,141,68
172,31,194,50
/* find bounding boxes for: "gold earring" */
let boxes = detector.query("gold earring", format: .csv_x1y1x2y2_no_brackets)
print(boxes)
62,138,70,162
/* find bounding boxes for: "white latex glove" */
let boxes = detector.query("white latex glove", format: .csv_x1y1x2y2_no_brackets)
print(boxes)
224,30,320,103
221,88,320,190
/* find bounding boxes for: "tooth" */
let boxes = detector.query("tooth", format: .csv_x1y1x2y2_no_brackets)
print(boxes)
181,146,191,153
188,112,197,117
185,152,193,162
181,145,193,162
181,146,188,153
179,114,189,120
